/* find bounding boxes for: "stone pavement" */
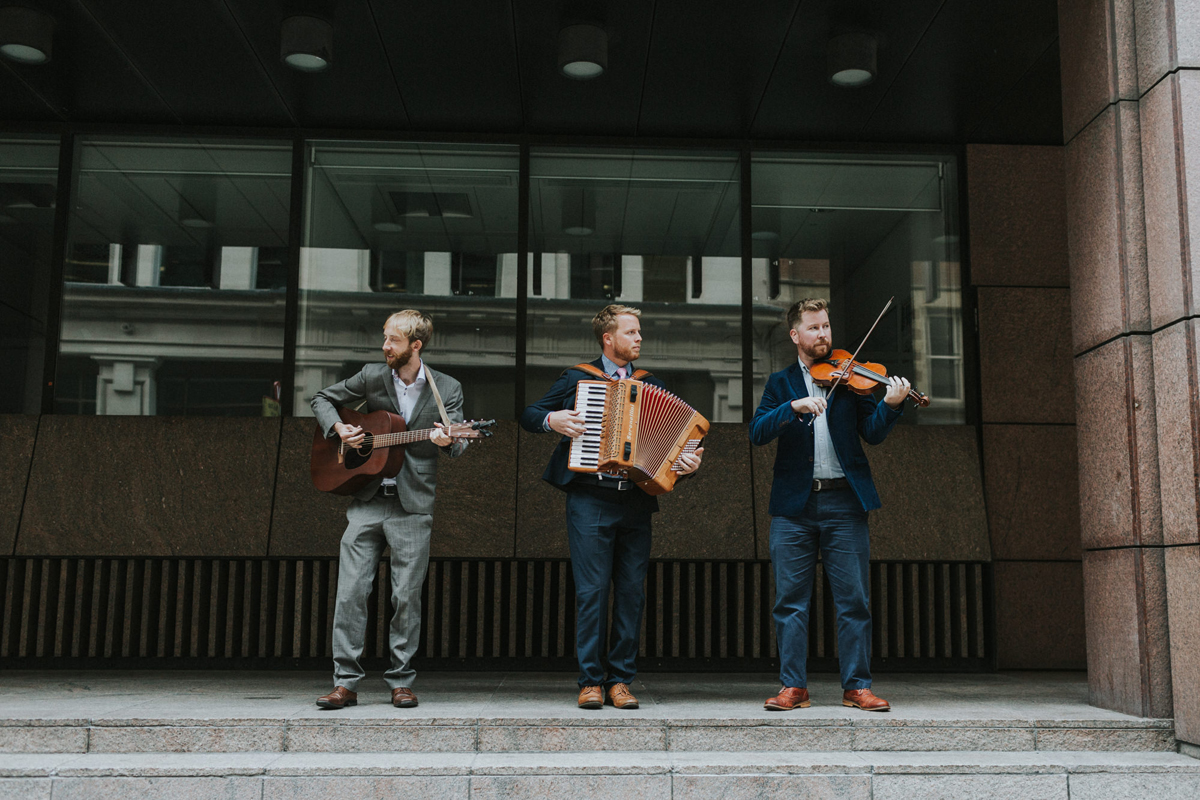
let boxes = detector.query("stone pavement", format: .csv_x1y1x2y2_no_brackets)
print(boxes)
0,670,1197,798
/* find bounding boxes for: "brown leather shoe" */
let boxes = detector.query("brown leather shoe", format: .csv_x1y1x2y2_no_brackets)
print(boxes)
605,683,639,709
843,688,890,711
316,686,356,709
391,687,418,708
764,687,810,711
577,685,603,709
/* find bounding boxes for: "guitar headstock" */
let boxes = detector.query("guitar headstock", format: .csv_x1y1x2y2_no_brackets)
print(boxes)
445,419,497,439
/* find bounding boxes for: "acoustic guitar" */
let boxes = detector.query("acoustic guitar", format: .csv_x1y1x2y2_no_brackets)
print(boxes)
310,407,496,495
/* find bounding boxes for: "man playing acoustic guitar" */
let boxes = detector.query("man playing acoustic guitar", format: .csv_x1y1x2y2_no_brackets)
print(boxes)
311,309,468,710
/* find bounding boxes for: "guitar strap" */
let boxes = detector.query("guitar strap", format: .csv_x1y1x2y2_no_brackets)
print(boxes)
424,366,453,428
569,363,653,381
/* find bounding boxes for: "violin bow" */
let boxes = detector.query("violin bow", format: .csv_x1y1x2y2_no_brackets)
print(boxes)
808,295,894,427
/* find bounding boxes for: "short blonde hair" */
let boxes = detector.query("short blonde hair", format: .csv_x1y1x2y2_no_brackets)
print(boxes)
383,309,434,347
592,304,641,345
786,298,828,331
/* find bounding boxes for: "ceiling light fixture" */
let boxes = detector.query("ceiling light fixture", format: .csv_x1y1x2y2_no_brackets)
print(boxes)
372,193,404,233
751,207,780,240
828,32,876,88
0,6,55,65
562,188,596,236
281,15,332,73
558,24,607,80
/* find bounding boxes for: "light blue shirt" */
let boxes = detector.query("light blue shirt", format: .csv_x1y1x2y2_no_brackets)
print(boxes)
542,354,629,431
799,360,845,480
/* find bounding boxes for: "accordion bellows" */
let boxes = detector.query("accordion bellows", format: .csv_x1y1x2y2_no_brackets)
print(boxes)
569,379,710,495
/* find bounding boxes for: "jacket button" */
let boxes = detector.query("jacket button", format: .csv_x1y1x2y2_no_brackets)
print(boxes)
809,457,814,462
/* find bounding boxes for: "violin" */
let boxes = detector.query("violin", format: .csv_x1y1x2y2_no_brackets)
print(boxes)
810,349,930,407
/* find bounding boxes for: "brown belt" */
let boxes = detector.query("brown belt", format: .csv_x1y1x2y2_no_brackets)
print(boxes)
811,478,849,492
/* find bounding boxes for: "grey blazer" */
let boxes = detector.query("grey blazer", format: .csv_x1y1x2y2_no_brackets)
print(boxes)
311,361,467,511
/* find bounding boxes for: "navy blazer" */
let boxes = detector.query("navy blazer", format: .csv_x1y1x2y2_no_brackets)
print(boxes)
519,357,667,510
749,361,902,515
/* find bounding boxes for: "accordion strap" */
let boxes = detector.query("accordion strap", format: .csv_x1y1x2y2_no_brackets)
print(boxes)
569,363,653,381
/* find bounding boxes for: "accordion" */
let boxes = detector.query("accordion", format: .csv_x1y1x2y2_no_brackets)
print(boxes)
568,379,710,495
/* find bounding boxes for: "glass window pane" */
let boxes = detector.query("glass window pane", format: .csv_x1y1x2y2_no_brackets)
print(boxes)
0,136,59,414
56,137,293,416
750,153,964,424
296,142,519,421
528,147,741,422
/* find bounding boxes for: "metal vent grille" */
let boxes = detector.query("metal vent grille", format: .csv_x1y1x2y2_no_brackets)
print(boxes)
0,557,990,670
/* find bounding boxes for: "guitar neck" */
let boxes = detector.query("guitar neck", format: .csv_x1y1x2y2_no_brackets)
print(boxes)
369,427,440,449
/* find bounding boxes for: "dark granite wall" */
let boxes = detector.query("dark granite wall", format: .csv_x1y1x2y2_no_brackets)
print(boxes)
967,144,1085,670
0,416,38,555
1058,0,1200,739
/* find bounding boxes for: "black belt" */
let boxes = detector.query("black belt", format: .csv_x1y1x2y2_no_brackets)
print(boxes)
572,473,633,491
811,477,850,492
378,483,400,498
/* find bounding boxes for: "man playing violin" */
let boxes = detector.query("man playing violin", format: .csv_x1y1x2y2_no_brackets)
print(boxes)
750,298,910,712
311,310,469,711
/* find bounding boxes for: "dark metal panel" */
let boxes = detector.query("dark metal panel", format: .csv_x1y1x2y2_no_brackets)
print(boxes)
0,64,65,122
511,0,655,136
968,40,1064,145
635,0,800,138
369,0,523,132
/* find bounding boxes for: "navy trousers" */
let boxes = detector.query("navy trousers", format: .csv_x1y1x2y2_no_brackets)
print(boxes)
564,486,653,689
770,487,873,690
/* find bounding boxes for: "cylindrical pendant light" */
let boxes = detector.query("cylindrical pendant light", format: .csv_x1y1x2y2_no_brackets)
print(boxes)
828,32,877,88
0,6,55,65
558,24,607,80
281,15,332,73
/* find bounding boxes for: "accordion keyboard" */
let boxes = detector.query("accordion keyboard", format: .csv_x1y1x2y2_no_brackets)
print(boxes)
568,381,609,472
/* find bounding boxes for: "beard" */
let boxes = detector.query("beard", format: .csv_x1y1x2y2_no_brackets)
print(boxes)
800,340,831,362
386,342,416,371
613,341,640,363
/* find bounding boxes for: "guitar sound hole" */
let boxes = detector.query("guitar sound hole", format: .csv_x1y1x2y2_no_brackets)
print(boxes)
343,434,374,469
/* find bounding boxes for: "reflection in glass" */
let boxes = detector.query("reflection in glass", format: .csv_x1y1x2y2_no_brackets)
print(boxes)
528,148,741,422
57,138,293,416
296,142,519,420
0,137,59,414
750,154,963,424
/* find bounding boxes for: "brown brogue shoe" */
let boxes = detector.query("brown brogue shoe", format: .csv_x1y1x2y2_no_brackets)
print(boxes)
316,686,357,709
843,688,890,711
764,687,810,711
605,683,639,709
391,687,418,708
577,685,603,709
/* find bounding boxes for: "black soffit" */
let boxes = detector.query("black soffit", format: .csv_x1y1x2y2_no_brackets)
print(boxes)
0,0,1063,145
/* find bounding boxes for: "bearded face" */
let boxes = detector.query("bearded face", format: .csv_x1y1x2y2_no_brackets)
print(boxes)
385,339,416,371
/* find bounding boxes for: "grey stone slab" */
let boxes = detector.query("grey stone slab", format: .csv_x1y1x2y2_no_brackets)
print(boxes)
0,727,87,753
0,779,49,800
52,752,275,776
668,725,854,752
1036,727,1176,752
266,752,474,776
0,754,81,777
284,724,476,752
263,775,469,799
669,751,870,775
50,776,263,800
672,774,870,800
477,724,666,752
853,726,1035,751
872,773,1068,800
88,725,285,753
470,774,672,800
1068,773,1200,799
472,751,670,775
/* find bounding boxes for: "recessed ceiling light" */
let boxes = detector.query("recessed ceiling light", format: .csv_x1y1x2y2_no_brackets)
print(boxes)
558,24,607,80
0,7,55,65
281,15,332,73
828,33,876,88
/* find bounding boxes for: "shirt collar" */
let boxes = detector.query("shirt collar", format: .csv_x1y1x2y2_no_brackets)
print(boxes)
393,360,426,387
600,354,626,378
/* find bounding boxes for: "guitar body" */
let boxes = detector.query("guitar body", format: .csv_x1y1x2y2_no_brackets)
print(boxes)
310,407,408,496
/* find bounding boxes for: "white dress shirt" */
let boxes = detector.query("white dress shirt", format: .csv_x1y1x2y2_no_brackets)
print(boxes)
798,359,845,480
381,362,428,488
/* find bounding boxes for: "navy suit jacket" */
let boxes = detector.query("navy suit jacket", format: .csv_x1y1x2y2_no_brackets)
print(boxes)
749,361,902,515
519,357,667,511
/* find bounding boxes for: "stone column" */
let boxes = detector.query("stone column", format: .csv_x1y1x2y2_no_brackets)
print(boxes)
94,357,161,415
1059,0,1200,734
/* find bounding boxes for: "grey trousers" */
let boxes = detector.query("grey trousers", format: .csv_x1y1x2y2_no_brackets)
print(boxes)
331,495,432,691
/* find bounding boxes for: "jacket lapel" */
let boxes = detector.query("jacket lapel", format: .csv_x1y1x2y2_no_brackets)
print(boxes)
382,364,403,415
406,363,433,424
785,361,810,401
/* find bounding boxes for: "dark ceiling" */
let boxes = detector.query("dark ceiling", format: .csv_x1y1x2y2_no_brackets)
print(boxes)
0,0,1063,145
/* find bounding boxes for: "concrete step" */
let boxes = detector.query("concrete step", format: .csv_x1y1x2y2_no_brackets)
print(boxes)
0,714,1177,755
1,750,1198,799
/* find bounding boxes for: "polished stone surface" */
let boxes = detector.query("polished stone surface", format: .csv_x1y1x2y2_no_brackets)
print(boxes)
751,439,774,560
994,561,1086,670
1058,0,1138,141
1166,545,1200,745
1074,337,1162,549
514,428,568,559
1066,103,1149,352
1135,1,1200,109
17,416,280,557
1082,547,1174,719
268,417,351,557
1152,321,1200,546
966,145,1068,287
983,424,1082,561
429,420,517,559
978,287,1075,424
0,415,38,555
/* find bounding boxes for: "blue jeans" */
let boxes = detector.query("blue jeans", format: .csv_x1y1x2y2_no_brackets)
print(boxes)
770,488,872,690
565,487,653,689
